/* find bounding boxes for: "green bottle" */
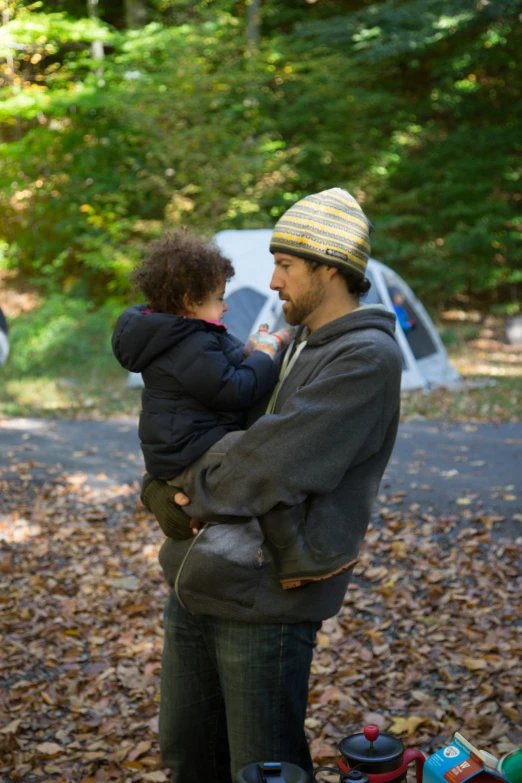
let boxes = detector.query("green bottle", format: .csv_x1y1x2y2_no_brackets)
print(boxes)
499,750,522,783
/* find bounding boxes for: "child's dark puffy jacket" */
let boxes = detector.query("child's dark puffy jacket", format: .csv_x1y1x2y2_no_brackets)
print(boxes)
112,306,278,479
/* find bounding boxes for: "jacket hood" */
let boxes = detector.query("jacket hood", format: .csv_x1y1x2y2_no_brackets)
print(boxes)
306,304,396,348
112,305,220,372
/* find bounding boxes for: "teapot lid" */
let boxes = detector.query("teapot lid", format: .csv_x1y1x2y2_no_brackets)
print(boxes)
340,726,404,766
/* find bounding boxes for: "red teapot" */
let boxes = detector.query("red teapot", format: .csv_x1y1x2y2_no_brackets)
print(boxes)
338,725,425,783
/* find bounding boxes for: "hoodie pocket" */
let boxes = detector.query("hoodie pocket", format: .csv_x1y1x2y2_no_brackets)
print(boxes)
260,503,305,549
175,521,266,609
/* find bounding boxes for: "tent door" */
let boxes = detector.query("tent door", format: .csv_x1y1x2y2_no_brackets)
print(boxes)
370,269,427,391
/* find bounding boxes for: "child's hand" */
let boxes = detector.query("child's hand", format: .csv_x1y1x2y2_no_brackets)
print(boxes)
271,326,296,349
243,324,269,357
244,324,296,360
253,325,295,359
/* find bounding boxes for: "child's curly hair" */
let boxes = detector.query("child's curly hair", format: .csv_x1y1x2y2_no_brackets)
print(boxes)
131,231,235,314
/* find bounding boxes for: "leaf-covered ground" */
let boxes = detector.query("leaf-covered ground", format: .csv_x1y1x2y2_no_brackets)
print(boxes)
1,467,520,783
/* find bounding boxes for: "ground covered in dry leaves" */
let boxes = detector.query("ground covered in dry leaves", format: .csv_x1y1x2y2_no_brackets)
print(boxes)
1,470,520,783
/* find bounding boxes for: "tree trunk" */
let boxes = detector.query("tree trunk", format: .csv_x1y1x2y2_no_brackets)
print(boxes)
124,0,148,29
246,0,261,52
2,7,15,80
87,0,104,61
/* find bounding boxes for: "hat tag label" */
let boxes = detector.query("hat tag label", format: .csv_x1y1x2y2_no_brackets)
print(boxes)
325,248,348,261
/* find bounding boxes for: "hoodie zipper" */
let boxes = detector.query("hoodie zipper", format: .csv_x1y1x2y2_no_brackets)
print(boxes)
174,523,209,610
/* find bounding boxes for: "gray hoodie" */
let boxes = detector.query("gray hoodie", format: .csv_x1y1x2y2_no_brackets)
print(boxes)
159,306,402,622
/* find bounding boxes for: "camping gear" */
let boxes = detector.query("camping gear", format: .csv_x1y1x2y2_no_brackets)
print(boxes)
314,768,371,783
339,724,425,783
453,733,498,769
341,772,371,783
498,750,522,783
423,734,508,783
236,761,310,782
126,228,462,391
237,761,374,782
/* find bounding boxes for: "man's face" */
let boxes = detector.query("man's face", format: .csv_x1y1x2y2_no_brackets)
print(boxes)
270,253,327,327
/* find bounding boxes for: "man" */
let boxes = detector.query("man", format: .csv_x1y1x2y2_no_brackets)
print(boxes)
148,188,402,782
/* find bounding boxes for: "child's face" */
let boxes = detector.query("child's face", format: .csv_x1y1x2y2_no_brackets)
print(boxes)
191,281,228,322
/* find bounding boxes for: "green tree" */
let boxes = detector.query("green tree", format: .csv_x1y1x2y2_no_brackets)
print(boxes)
0,0,520,311
124,0,147,28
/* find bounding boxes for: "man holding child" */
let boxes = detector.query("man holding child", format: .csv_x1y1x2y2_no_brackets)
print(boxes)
113,187,402,783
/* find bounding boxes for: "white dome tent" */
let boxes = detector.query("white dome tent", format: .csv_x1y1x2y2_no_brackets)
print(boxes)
127,228,461,392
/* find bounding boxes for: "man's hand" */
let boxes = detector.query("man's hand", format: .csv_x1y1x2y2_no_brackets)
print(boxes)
174,491,201,535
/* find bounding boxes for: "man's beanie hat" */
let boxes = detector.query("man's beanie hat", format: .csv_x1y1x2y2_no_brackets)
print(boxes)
270,187,373,278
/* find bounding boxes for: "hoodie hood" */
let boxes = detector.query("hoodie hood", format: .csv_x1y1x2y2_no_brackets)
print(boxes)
112,305,222,373
306,304,396,348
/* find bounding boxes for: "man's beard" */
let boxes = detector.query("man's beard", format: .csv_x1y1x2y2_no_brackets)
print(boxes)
282,279,326,326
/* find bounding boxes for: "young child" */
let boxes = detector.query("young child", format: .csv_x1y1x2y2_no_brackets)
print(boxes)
112,230,293,539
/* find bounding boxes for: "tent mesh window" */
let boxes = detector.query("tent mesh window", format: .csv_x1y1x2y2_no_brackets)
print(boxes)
387,285,438,361
224,288,268,342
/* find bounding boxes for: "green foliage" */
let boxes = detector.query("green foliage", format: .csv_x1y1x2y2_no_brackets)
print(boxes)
0,13,294,300
0,0,521,311
7,294,118,373
281,0,522,304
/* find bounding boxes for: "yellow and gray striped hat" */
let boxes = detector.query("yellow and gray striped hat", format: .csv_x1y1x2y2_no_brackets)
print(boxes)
270,187,372,278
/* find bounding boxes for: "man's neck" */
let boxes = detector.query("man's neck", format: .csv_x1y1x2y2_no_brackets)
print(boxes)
306,292,359,333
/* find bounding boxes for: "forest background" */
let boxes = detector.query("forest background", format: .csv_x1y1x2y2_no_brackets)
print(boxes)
0,0,521,417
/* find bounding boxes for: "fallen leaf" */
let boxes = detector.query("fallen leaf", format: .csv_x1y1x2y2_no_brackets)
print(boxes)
462,657,488,671
316,632,331,647
36,742,63,756
411,690,429,702
319,687,344,705
122,760,144,770
0,718,22,734
310,739,337,759
126,602,149,616
113,576,140,590
389,716,428,736
128,740,152,762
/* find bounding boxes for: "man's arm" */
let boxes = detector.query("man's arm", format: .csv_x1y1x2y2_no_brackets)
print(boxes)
184,345,396,522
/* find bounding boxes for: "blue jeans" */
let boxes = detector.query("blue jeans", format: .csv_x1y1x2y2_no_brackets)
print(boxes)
159,592,320,783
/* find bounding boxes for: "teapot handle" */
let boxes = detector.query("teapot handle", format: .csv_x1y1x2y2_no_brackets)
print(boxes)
403,749,425,783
